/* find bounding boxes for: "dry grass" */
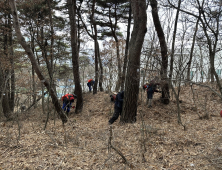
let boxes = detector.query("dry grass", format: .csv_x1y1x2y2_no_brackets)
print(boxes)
0,84,222,170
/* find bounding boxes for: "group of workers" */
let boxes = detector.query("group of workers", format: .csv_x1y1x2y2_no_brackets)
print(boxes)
108,79,161,124
61,78,161,125
61,79,95,115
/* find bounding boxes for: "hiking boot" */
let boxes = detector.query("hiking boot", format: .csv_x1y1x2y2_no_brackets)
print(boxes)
148,105,152,108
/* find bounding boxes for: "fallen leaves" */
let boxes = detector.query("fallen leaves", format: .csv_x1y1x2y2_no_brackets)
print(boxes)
0,89,221,169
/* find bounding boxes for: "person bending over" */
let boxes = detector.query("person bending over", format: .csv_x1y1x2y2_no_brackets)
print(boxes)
61,93,77,115
108,91,124,125
87,79,95,92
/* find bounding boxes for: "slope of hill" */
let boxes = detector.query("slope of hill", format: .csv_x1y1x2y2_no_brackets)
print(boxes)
0,85,222,169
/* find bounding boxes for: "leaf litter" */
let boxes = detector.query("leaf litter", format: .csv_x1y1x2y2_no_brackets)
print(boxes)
0,84,222,169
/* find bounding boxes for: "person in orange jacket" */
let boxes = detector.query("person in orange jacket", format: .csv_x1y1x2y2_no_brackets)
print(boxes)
61,93,77,115
87,79,95,92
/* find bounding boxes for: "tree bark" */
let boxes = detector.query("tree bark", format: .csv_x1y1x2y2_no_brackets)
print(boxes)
97,41,104,91
92,0,99,94
9,0,67,123
67,0,83,113
8,13,15,111
120,0,147,123
150,0,169,104
2,7,12,119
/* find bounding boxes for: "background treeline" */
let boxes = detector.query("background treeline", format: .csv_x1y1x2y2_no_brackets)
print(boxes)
0,0,222,124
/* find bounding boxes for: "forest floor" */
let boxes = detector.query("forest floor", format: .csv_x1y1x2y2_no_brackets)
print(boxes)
1,83,222,170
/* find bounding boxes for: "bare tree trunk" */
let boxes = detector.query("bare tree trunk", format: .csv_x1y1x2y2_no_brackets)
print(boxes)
67,0,83,113
199,45,204,83
150,0,169,104
109,52,113,93
169,0,181,80
187,17,200,82
92,0,99,95
8,13,15,111
2,10,12,119
9,0,67,123
97,41,104,91
30,26,37,108
114,40,121,92
121,0,147,123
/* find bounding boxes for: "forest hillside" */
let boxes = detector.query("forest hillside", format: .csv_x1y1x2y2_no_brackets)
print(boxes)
0,83,222,170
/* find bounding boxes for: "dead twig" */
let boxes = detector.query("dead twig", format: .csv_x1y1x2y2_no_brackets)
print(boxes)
100,154,114,170
108,126,134,168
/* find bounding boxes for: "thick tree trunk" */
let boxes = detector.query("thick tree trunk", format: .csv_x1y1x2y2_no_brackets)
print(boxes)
9,0,67,123
150,0,169,104
67,0,83,113
120,0,147,123
2,10,12,119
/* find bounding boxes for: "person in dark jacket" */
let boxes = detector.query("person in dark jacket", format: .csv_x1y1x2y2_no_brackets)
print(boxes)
108,91,124,124
146,81,160,108
87,79,95,92
61,93,77,115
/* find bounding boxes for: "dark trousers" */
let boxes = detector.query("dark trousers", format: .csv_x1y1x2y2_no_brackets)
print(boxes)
147,91,154,99
62,98,72,114
87,82,92,92
109,105,122,124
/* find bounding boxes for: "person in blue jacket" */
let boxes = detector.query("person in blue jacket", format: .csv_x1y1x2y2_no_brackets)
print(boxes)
109,91,124,124
147,81,160,108
87,79,95,92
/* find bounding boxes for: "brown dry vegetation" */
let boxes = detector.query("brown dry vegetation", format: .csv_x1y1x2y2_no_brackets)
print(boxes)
1,84,222,170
